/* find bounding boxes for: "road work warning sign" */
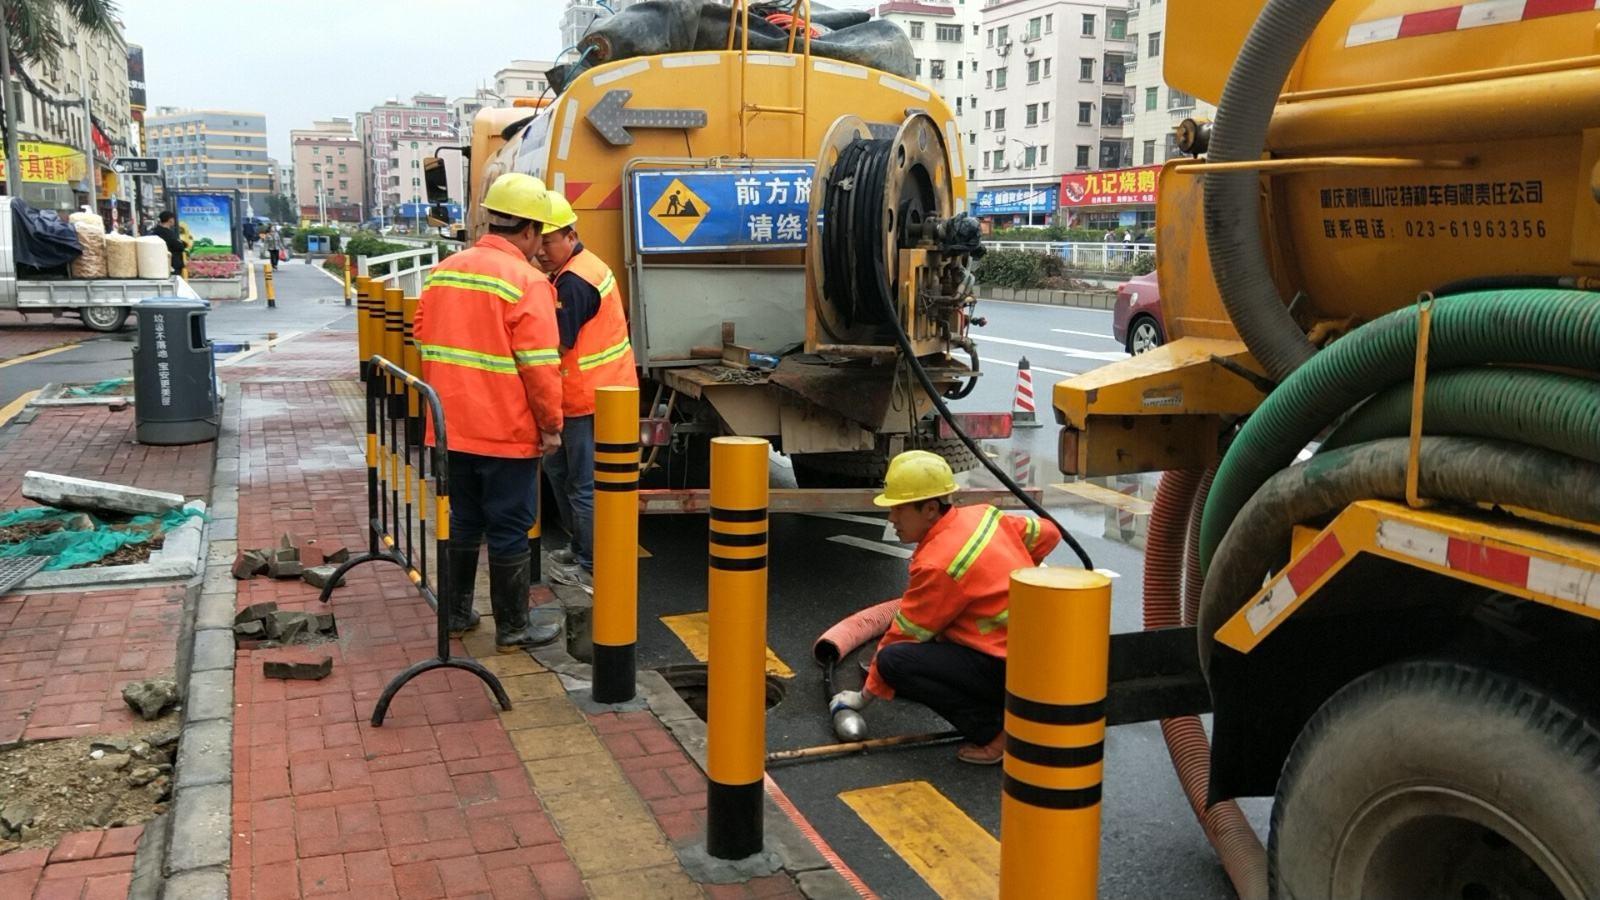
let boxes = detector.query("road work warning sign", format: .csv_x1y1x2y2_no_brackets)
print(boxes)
633,166,814,254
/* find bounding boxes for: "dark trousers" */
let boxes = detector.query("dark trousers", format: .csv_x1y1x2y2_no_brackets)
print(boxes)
876,641,1006,744
447,451,538,558
543,414,594,570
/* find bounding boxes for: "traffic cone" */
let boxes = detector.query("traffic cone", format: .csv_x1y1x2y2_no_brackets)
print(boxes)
1012,356,1040,428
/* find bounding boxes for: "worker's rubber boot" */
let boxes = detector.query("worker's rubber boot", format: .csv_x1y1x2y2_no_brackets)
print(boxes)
444,544,481,637
489,552,559,653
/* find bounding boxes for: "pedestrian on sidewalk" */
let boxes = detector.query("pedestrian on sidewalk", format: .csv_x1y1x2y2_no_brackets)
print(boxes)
414,173,566,651
829,451,1061,765
151,211,186,277
531,191,637,594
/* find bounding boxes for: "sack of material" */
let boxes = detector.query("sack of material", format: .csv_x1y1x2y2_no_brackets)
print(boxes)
105,233,138,278
70,220,109,279
136,235,171,278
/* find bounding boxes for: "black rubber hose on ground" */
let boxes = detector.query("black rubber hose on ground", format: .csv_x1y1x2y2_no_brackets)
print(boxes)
1197,437,1600,676
1203,0,1335,381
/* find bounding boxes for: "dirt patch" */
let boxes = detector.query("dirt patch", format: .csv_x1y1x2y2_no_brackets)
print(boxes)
80,536,160,568
0,519,68,545
0,718,177,852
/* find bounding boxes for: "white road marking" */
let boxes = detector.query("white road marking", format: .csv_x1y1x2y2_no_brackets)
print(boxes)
980,357,1079,378
800,512,888,528
973,334,1129,362
828,535,913,559
1051,328,1121,342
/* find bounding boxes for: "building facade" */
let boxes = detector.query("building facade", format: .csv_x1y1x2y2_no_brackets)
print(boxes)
147,108,273,213
874,2,984,198
291,118,364,223
492,61,556,101
6,10,134,213
971,0,1131,228
361,95,456,225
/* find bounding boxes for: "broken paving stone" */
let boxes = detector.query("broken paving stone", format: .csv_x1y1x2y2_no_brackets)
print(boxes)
90,737,130,754
21,471,185,517
233,620,265,639
126,766,162,787
266,611,311,642
1,804,35,833
147,730,179,749
324,546,350,565
233,601,277,626
301,565,340,590
278,532,304,551
299,542,326,568
263,657,333,681
91,752,131,770
121,678,178,721
312,612,336,635
232,548,269,579
266,556,303,579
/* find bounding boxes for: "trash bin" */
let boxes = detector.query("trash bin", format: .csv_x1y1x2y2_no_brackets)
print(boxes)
132,297,219,445
307,234,329,254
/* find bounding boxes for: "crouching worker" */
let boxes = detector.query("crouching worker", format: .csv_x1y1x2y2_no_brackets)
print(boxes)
830,451,1060,764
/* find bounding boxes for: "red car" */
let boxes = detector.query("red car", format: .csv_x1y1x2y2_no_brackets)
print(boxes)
1111,271,1165,355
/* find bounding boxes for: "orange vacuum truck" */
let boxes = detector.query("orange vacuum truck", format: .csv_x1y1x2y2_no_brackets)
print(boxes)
1053,0,1600,896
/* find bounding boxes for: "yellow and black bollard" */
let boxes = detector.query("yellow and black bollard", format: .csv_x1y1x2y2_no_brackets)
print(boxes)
384,285,406,419
401,291,423,442
364,277,387,375
705,436,770,860
592,386,640,703
354,275,372,380
343,257,353,306
999,567,1111,900
263,258,276,309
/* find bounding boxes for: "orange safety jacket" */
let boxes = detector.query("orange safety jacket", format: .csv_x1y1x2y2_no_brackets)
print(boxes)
864,504,1061,699
555,248,637,416
412,234,564,458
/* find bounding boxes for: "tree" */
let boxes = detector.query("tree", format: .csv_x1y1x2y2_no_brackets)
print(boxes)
1,0,119,191
264,194,295,223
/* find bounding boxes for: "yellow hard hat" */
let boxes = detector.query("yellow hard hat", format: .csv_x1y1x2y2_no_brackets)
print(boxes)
538,192,578,234
482,173,547,221
873,450,958,508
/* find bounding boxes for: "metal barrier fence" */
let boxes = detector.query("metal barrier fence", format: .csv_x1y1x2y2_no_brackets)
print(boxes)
982,241,1156,274
317,354,512,726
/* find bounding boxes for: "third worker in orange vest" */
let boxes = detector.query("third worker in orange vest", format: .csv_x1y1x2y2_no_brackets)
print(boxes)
532,192,638,593
830,451,1061,764
414,173,565,652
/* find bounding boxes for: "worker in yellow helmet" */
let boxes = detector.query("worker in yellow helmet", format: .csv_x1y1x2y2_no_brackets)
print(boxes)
413,172,564,651
531,190,638,593
830,451,1061,764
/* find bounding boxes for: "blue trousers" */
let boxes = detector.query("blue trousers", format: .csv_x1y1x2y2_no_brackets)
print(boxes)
447,451,538,558
876,641,1006,744
543,414,595,569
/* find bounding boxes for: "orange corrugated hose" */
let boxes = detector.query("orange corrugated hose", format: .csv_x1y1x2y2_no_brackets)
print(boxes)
764,12,821,38
1146,469,1267,900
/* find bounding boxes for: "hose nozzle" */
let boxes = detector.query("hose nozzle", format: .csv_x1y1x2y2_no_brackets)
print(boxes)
832,708,867,742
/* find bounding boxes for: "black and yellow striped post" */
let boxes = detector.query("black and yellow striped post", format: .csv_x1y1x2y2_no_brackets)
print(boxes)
343,257,353,306
263,257,276,309
592,386,640,703
706,436,770,860
384,285,406,419
401,291,423,437
999,567,1112,900
364,277,387,378
355,276,372,380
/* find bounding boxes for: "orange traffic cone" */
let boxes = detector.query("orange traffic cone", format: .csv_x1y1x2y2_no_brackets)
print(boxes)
1012,356,1040,428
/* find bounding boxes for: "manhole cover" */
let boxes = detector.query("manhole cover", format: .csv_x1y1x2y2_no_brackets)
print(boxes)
0,555,50,595
659,664,786,721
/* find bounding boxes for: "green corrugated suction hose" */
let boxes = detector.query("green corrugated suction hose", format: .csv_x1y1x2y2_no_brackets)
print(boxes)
1199,289,1600,574
1321,367,1600,464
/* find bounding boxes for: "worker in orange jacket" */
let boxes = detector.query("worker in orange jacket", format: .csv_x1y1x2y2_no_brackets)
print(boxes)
830,451,1060,764
531,192,638,593
413,172,564,652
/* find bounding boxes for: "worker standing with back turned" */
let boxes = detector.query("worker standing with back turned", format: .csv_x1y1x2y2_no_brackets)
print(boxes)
532,191,638,593
413,173,565,652
831,451,1061,764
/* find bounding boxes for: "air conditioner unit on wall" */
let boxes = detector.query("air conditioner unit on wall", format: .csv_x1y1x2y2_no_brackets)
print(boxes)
1024,46,1035,56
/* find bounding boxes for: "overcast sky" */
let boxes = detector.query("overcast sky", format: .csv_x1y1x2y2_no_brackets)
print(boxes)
117,1,566,163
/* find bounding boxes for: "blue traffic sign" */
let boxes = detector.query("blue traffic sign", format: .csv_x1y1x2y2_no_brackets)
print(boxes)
632,167,814,254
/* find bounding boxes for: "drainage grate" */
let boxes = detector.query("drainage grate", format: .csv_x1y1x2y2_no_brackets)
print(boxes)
0,555,50,595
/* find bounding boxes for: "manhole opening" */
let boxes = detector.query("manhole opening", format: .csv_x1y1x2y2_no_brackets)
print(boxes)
658,664,785,721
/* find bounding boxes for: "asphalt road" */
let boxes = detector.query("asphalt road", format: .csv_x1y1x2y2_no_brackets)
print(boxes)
623,297,1267,898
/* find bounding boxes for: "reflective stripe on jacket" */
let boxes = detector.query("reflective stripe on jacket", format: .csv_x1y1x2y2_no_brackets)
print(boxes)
413,234,563,458
556,248,636,416
864,504,1062,699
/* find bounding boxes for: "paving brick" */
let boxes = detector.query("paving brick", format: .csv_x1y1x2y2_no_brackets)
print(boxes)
530,859,587,900
49,829,103,862
507,723,602,761
300,853,349,895
393,861,446,899
96,824,144,858
588,866,707,899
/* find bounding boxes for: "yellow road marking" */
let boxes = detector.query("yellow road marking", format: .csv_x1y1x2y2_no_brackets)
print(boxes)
0,343,78,370
839,781,998,899
1051,480,1154,516
0,389,39,427
660,611,793,678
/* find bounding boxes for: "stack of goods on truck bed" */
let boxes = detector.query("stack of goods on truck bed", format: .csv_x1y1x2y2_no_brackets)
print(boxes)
69,212,108,279
135,236,170,278
8,199,173,280
104,233,137,278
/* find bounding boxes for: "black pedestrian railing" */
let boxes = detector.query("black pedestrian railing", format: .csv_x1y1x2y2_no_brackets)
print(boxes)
318,354,512,726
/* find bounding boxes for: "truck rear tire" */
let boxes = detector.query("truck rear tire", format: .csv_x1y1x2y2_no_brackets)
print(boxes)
80,306,128,333
1269,659,1600,900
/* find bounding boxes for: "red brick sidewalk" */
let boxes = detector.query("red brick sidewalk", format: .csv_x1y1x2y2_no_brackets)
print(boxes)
0,824,145,899
0,405,213,508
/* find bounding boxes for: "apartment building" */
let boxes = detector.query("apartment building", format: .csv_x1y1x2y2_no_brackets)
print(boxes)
147,109,272,211
290,118,364,223
362,95,457,221
874,2,984,196
493,60,557,101
972,0,1131,227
